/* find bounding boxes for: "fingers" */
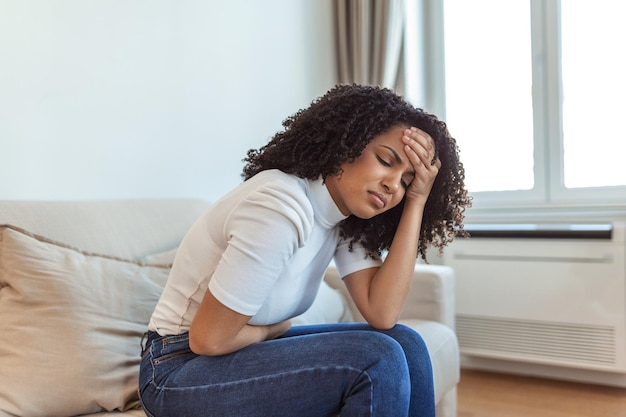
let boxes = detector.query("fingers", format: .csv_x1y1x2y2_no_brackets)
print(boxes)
402,127,440,199
402,127,438,170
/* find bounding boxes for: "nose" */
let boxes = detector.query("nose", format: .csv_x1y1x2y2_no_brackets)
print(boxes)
382,174,401,194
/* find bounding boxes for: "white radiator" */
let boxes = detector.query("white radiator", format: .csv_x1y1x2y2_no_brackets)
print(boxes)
444,222,626,373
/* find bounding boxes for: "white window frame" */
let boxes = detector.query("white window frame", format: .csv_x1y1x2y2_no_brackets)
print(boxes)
406,0,626,219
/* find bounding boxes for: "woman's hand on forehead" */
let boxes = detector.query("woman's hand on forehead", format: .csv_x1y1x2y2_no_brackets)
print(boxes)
401,127,440,201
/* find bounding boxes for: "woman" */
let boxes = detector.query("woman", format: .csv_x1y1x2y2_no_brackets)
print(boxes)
139,84,470,417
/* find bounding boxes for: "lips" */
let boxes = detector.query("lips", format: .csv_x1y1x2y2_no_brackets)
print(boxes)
369,191,387,209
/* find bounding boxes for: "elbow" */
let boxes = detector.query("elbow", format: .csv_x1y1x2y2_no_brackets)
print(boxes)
189,328,227,356
189,331,210,355
364,313,400,330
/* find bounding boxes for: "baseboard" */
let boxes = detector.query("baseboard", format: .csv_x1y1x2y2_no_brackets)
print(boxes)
460,354,626,388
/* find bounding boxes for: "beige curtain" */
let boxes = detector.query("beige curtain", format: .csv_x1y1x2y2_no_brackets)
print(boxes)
334,0,405,88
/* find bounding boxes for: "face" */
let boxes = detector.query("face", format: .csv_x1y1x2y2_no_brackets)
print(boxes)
325,125,415,219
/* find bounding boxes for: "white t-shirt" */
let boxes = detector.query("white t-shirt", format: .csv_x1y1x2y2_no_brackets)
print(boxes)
148,169,381,335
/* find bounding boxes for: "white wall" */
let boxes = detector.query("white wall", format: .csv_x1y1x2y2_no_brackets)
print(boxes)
0,0,336,201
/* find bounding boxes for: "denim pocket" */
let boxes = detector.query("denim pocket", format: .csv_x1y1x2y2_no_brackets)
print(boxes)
152,348,193,365
148,333,196,387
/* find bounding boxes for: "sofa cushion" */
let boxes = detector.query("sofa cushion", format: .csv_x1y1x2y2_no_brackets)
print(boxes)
0,226,170,417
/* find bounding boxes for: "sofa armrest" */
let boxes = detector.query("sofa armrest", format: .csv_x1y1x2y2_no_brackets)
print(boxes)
323,264,456,330
399,264,455,330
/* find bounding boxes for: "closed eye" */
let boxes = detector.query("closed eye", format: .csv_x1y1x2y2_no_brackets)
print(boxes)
378,155,413,189
376,155,391,167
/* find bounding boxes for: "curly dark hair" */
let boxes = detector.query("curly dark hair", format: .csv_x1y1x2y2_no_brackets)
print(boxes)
243,84,471,261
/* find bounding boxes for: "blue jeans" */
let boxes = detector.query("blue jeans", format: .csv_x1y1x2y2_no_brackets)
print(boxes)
138,323,435,417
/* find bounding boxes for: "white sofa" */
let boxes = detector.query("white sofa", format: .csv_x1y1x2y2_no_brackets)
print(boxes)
0,199,459,417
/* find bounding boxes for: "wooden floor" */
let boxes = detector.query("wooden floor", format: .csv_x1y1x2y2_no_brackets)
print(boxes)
457,369,626,417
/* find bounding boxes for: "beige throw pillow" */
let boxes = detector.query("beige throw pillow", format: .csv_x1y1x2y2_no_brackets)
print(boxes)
0,226,170,417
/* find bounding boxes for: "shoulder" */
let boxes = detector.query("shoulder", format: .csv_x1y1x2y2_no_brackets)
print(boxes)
249,169,308,193
226,170,315,243
243,170,312,216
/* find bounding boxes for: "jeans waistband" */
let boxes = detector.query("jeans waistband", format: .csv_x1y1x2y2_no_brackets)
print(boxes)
141,330,190,359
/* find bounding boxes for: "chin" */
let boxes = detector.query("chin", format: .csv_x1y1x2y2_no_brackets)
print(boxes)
352,207,385,220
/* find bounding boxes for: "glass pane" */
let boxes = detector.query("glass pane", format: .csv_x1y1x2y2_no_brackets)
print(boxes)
561,1,626,188
444,0,533,192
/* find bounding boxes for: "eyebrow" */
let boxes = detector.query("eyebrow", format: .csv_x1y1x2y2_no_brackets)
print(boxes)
379,145,416,176
380,145,403,164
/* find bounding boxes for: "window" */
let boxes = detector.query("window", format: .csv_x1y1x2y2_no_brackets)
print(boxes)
441,0,626,210
561,1,626,189
444,0,533,193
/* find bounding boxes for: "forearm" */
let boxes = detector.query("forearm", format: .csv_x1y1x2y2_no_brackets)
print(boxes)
367,198,425,322
381,198,425,280
195,322,285,356
344,197,426,329
189,290,291,356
